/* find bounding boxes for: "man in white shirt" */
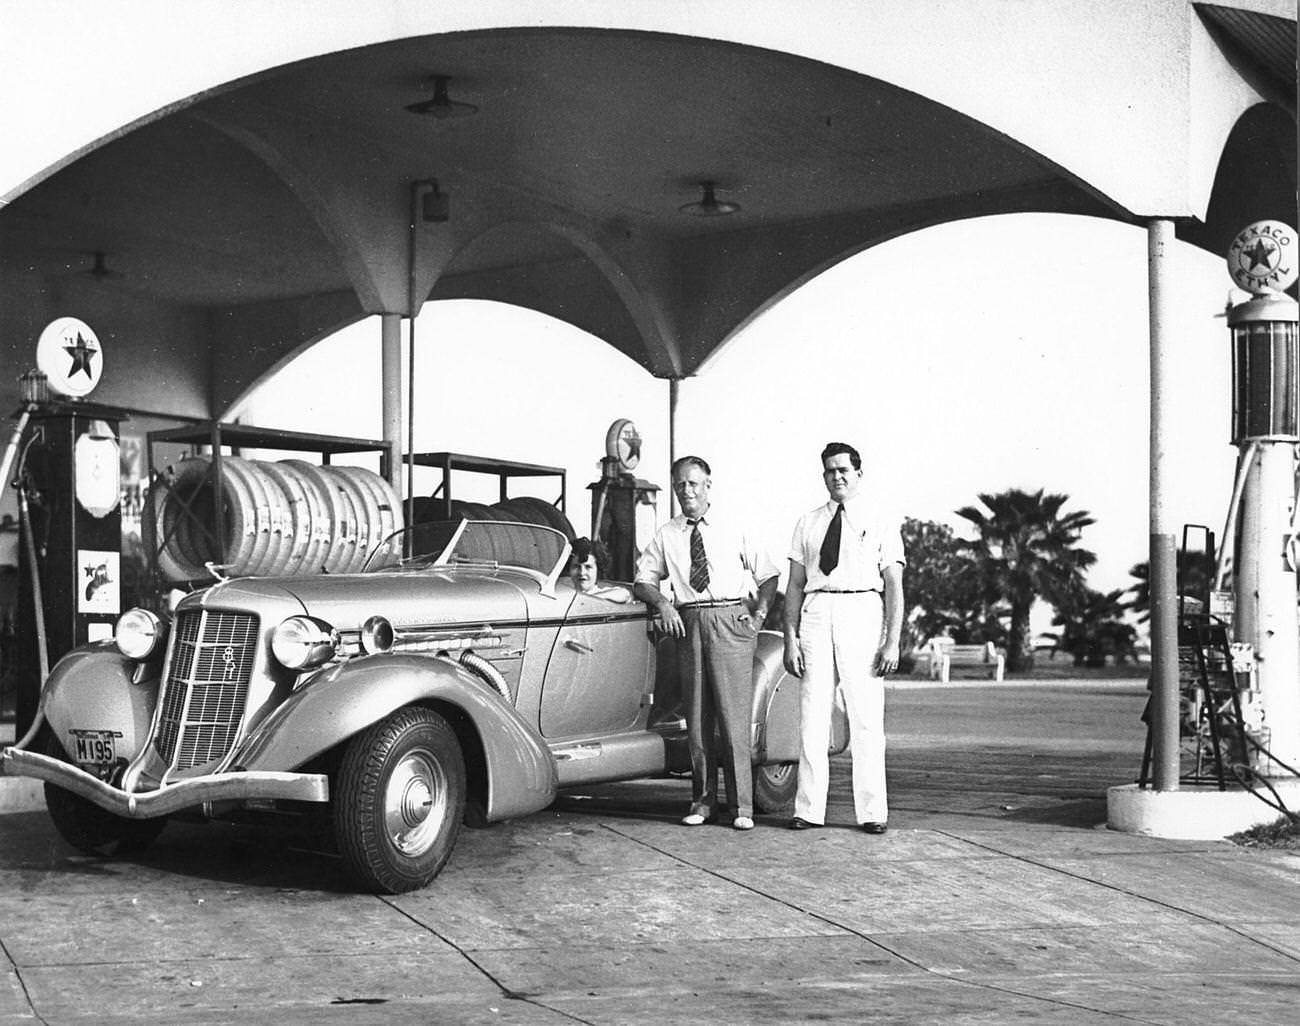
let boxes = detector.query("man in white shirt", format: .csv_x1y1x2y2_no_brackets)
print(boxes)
635,455,779,830
783,442,905,834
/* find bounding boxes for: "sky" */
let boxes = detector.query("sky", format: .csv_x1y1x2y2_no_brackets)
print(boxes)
237,211,1241,635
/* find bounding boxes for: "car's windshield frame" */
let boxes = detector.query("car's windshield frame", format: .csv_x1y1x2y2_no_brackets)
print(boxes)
367,519,572,596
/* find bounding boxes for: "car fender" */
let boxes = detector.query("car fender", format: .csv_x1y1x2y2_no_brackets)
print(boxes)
36,642,159,764
232,653,557,821
751,630,849,763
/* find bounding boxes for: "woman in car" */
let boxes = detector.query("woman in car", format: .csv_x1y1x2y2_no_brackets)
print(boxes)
568,537,632,602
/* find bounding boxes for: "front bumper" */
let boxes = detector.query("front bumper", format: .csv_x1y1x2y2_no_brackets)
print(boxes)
0,746,330,818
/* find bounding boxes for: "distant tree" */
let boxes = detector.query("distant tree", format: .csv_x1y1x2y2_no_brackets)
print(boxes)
1043,587,1138,667
900,517,1007,651
955,489,1096,673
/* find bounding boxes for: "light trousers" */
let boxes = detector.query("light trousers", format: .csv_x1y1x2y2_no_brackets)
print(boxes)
794,590,888,825
677,604,757,819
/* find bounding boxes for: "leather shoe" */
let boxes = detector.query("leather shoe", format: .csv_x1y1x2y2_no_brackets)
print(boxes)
788,817,821,830
860,821,888,834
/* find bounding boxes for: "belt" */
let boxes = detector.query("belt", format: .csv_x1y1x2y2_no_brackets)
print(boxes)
678,599,744,609
810,589,881,594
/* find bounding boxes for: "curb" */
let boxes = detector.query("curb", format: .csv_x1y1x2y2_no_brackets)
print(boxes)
0,776,44,815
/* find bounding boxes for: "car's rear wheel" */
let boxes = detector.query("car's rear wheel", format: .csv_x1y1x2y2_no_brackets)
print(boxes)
333,706,466,893
42,733,167,857
753,761,798,813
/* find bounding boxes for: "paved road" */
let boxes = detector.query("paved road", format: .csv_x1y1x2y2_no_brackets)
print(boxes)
4,679,1299,1025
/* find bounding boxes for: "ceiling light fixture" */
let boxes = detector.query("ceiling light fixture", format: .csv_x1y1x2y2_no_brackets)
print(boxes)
404,75,478,120
84,251,123,280
679,181,740,217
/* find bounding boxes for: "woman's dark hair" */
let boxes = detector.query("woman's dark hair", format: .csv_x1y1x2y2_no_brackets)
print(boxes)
569,536,610,576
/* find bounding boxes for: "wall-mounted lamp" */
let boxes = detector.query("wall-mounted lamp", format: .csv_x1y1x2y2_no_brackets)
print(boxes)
404,75,478,120
679,181,740,217
421,181,450,223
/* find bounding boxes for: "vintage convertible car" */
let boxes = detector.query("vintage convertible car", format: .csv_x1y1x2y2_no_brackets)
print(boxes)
1,517,841,892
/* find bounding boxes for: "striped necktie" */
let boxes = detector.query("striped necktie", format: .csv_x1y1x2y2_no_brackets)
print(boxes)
688,518,710,592
819,503,844,575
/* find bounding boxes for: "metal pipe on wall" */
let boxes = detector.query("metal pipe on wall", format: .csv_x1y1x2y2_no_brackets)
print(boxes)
380,313,403,493
1147,219,1180,791
668,376,679,517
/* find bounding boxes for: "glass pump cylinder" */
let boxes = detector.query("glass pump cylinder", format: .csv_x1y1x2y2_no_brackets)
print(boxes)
1230,293,1300,443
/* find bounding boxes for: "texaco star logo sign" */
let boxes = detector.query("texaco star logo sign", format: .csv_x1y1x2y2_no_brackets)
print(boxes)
35,316,103,397
1227,221,1298,294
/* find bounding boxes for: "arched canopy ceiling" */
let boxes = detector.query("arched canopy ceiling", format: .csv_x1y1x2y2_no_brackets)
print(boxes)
0,2,1293,424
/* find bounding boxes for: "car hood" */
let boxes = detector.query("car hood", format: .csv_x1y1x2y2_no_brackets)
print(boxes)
185,568,542,631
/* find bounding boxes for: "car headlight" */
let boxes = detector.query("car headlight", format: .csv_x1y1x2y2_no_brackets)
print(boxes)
360,615,395,654
271,616,338,670
115,608,167,661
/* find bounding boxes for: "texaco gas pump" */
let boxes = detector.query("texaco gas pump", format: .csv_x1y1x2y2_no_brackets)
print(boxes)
588,419,659,581
5,318,127,737
1223,220,1300,774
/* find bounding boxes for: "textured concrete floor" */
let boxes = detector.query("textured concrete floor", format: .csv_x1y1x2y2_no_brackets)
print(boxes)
2,680,1298,1025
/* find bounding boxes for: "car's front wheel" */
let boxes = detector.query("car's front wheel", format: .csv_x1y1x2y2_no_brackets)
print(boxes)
42,732,168,857
753,761,798,812
333,706,466,893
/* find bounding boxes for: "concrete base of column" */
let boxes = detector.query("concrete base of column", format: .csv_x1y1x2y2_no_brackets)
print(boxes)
1107,779,1300,839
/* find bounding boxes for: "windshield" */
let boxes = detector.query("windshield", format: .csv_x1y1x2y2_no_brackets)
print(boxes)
365,519,571,582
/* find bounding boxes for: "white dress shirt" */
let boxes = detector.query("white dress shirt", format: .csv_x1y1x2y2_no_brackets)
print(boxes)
789,496,905,593
636,508,778,604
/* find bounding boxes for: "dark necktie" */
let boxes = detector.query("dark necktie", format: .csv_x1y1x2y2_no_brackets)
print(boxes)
819,504,844,575
688,518,710,592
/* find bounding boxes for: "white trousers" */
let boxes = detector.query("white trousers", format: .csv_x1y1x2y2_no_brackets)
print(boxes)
794,590,888,825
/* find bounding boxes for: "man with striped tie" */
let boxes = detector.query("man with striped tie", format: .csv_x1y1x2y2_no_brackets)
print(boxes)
783,442,906,834
634,455,778,830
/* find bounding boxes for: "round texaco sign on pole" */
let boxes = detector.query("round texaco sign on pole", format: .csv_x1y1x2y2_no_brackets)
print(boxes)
36,317,103,398
1227,221,1298,295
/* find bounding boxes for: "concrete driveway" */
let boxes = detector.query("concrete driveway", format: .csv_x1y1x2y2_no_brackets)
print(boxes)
2,679,1298,1025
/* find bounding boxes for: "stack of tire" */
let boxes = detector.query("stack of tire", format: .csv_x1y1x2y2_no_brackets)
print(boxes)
408,496,576,569
149,456,403,582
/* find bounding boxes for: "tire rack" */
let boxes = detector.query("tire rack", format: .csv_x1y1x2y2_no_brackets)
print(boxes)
147,422,394,588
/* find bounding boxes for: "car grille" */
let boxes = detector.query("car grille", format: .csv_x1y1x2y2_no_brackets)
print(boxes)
154,610,259,770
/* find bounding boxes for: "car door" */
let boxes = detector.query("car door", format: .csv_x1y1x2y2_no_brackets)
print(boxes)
539,588,653,739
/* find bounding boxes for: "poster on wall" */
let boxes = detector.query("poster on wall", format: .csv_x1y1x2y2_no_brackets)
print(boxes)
78,550,120,614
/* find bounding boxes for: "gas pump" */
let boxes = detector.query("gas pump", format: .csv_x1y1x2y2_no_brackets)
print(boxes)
1220,220,1300,776
588,419,660,581
7,318,128,738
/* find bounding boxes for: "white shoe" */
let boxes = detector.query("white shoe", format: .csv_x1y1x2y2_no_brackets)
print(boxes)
681,813,708,826
732,816,755,831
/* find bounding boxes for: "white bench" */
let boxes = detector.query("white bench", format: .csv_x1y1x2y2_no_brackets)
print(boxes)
930,640,1005,683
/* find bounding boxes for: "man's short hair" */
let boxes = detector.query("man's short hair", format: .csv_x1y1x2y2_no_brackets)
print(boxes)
820,442,861,471
671,455,711,478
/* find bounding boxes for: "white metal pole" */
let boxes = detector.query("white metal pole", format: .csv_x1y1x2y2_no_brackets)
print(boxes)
1148,219,1180,791
380,313,403,494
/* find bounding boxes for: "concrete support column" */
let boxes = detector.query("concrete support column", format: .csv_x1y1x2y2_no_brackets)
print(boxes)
1148,219,1180,791
380,313,403,493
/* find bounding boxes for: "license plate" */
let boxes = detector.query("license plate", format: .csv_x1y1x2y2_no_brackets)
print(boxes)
70,729,119,765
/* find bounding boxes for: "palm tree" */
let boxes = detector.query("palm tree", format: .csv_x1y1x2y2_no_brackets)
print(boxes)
1044,587,1138,667
955,489,1096,673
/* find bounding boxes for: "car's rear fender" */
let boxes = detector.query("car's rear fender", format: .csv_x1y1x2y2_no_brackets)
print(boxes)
232,653,557,821
751,630,849,763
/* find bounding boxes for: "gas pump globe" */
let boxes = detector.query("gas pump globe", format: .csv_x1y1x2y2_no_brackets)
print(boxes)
1223,220,1300,774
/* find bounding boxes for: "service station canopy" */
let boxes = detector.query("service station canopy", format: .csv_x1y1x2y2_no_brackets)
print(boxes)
0,2,1294,427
